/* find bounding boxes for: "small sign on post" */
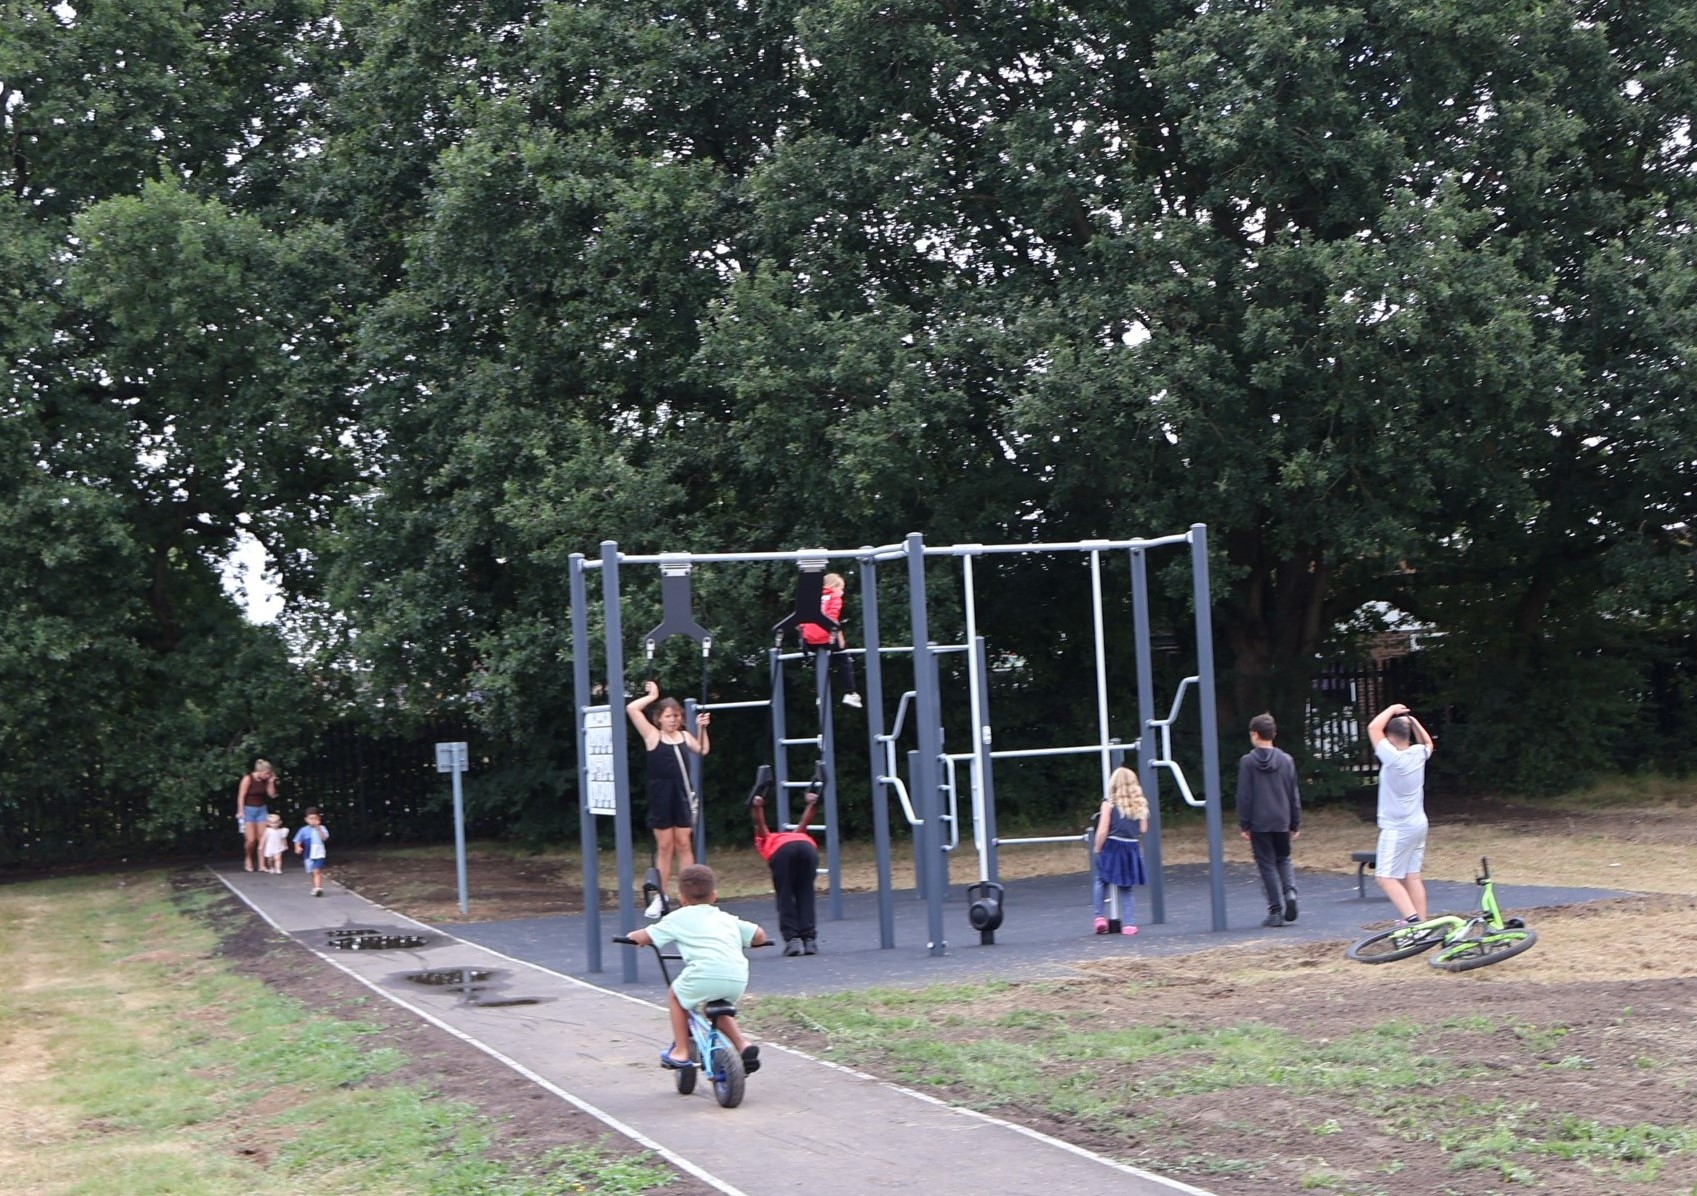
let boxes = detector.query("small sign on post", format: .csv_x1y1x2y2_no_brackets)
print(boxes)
584,707,616,815
435,741,469,773
434,741,471,914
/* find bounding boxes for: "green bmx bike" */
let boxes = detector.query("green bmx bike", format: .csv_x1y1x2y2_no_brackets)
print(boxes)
1346,857,1539,972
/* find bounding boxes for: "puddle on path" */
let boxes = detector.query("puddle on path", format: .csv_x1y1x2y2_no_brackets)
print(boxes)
326,927,429,950
398,966,542,1008
405,967,494,986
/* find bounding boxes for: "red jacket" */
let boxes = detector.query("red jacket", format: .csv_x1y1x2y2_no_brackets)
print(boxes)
754,828,817,860
800,588,843,646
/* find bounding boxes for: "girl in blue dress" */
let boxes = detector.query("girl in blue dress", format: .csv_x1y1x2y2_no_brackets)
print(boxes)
1093,766,1149,935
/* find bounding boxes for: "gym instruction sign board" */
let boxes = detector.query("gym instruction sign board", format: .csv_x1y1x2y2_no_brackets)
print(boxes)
584,706,616,815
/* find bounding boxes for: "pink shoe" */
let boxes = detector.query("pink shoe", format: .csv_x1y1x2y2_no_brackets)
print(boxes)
1093,917,1108,935
1121,925,1139,936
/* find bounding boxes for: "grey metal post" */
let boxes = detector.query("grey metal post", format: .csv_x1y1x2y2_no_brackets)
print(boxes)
1130,546,1165,925
1190,525,1228,932
601,540,640,982
906,533,948,956
973,635,999,887
450,764,468,915
684,697,707,865
907,748,924,895
815,647,843,920
859,555,896,948
570,554,602,973
769,648,789,828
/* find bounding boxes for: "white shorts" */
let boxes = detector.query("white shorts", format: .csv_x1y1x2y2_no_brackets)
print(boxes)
1375,822,1428,879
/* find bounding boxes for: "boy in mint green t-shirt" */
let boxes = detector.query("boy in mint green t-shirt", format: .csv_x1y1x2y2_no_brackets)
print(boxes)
624,864,768,1072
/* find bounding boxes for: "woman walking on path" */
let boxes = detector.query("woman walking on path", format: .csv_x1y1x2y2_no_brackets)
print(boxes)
236,759,278,873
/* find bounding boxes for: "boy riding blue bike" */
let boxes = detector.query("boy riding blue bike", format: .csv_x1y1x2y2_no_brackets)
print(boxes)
622,863,768,1075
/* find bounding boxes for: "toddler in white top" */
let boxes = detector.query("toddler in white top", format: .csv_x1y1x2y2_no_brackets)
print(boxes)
259,813,290,875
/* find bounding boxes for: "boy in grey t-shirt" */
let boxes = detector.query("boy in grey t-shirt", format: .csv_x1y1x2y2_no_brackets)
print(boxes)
1367,703,1435,924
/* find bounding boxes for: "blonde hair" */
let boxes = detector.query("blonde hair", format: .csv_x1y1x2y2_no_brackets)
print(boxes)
823,572,845,590
253,759,274,776
1108,767,1149,821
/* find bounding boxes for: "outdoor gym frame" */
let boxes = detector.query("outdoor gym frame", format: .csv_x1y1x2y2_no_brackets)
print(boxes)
571,528,1226,984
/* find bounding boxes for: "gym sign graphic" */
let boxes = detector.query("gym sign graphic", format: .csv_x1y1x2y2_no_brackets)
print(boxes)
584,707,616,815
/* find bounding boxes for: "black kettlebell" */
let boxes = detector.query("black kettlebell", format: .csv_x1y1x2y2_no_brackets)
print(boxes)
967,881,1004,934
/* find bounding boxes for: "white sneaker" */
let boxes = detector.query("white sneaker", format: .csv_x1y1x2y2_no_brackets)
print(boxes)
644,895,664,919
842,693,863,708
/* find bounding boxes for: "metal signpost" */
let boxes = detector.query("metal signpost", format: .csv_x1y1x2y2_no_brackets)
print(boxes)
435,740,471,915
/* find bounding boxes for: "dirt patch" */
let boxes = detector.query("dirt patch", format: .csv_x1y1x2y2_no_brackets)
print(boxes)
173,872,714,1196
763,897,1697,1196
326,849,602,924
1026,967,1695,1196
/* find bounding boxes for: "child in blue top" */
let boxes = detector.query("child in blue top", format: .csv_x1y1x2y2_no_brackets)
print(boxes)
292,807,329,897
623,864,768,1074
1093,767,1149,935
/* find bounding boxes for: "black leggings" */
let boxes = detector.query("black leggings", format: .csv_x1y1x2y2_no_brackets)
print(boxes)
768,840,819,943
809,645,859,695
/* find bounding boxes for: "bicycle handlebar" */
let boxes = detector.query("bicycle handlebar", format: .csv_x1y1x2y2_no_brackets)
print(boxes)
612,935,773,956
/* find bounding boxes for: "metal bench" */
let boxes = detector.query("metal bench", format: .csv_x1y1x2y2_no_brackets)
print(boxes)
1352,850,1377,898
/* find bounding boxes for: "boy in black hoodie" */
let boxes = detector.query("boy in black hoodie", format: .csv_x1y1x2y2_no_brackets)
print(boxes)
1236,713,1302,927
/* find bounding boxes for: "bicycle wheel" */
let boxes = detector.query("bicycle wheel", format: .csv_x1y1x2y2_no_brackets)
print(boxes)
1429,927,1538,973
1346,920,1452,963
710,1041,746,1108
673,1056,698,1096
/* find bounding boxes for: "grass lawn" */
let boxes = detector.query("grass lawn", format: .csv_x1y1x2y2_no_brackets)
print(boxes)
0,872,680,1196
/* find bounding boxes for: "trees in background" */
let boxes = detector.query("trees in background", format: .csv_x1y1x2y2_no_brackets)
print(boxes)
0,1,347,837
3,1,1693,858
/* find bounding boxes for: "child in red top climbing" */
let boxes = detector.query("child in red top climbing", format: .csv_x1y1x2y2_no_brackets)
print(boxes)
751,776,822,956
799,572,863,708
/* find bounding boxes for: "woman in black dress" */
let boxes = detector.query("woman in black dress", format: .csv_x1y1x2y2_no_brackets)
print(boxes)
625,680,712,908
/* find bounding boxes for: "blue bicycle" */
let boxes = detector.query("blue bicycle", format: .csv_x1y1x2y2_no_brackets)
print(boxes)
613,935,752,1108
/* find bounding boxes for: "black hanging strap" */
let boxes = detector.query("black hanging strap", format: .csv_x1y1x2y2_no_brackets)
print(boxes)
772,554,837,644
642,558,713,661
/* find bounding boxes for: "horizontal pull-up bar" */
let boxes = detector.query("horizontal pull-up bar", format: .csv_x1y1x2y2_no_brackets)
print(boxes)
947,742,1140,763
576,529,1201,570
582,545,896,568
856,532,1197,561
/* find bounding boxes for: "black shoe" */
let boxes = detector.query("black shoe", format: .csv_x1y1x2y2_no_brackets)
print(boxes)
783,938,803,956
741,1044,761,1074
1261,912,1285,928
1283,889,1298,923
802,938,817,955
